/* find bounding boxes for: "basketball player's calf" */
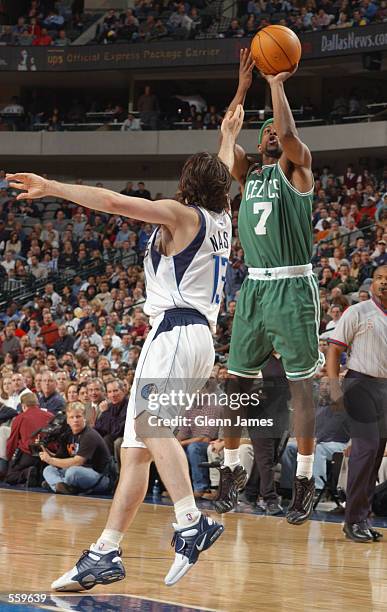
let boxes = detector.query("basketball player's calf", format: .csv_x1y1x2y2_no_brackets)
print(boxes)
286,379,316,525
51,418,224,591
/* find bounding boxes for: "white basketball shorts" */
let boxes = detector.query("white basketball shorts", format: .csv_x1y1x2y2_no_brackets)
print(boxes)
122,308,215,448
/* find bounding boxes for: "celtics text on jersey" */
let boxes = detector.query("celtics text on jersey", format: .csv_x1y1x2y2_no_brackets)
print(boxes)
238,162,314,268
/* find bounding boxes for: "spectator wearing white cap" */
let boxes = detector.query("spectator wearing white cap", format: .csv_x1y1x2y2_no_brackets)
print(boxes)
372,240,387,267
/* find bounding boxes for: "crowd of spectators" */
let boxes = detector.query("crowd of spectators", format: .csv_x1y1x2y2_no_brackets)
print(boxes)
0,0,385,49
0,160,386,505
1,85,385,134
233,0,386,37
95,3,213,44
0,1,88,47
0,89,226,132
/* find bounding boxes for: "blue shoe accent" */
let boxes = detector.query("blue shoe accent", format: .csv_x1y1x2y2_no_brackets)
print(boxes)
165,514,224,586
51,548,126,591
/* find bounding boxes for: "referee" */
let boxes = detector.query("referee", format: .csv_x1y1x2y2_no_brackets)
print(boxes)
327,265,387,543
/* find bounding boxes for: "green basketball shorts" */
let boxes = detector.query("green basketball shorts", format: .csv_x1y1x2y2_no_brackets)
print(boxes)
227,265,324,381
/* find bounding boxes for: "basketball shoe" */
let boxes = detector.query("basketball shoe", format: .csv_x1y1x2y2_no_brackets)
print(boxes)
286,476,315,525
164,514,224,586
212,464,248,514
51,547,125,591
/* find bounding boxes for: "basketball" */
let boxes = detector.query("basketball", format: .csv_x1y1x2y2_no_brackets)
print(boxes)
251,25,302,75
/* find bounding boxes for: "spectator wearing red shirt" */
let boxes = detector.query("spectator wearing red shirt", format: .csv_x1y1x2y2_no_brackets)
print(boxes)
361,197,377,221
349,203,362,226
5,392,53,485
33,28,53,46
131,311,148,340
40,311,59,348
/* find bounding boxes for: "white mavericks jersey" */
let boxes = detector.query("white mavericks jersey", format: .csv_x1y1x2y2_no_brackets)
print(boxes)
143,205,232,332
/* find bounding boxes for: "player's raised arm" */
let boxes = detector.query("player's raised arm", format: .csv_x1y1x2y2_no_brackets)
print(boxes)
6,172,196,231
222,49,254,186
226,49,254,116
261,68,312,172
218,105,245,173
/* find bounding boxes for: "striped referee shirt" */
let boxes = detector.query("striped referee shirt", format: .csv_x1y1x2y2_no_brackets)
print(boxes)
328,298,387,378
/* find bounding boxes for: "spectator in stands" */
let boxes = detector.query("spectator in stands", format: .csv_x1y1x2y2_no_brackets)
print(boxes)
121,113,141,131
167,4,193,39
5,392,53,486
372,240,387,267
358,250,375,284
53,324,75,357
32,27,53,46
137,85,159,130
1,251,15,275
40,311,59,348
41,403,111,494
120,181,136,196
224,18,244,38
43,10,65,31
323,304,344,336
74,320,103,352
328,263,358,294
0,376,15,409
39,371,66,415
55,370,69,397
29,254,47,280
280,378,349,492
94,378,127,461
1,324,21,360
8,373,30,411
87,378,106,421
54,29,69,46
119,11,139,41
134,181,151,200
177,383,221,499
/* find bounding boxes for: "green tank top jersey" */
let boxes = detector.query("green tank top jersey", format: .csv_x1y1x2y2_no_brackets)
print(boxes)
238,162,314,268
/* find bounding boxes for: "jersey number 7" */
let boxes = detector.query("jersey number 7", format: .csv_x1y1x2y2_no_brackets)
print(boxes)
254,201,273,236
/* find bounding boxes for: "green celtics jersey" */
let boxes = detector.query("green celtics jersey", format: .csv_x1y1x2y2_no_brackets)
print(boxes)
238,162,314,268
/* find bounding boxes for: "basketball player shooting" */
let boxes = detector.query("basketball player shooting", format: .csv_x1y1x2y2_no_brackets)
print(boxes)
6,105,244,591
216,49,323,524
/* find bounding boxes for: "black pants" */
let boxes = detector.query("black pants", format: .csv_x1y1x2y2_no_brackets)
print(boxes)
243,358,290,503
245,439,282,502
344,370,387,524
5,451,41,485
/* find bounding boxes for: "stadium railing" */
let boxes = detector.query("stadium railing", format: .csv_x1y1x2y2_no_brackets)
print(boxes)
0,251,139,308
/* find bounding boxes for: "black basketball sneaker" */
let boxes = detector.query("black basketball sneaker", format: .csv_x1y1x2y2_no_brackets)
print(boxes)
286,476,315,525
51,547,125,591
213,464,248,514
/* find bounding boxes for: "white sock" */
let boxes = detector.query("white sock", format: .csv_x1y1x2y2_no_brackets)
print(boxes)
223,448,240,471
296,453,314,480
93,529,124,553
174,495,201,528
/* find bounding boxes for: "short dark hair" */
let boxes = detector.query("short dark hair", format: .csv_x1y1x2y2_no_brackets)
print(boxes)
177,152,231,214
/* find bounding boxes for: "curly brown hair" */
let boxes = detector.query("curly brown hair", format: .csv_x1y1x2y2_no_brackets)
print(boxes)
176,152,231,214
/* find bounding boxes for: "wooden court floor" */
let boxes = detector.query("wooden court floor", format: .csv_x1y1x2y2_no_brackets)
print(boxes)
0,489,387,611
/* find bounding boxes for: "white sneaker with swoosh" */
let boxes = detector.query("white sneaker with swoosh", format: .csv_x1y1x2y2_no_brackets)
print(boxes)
164,514,224,586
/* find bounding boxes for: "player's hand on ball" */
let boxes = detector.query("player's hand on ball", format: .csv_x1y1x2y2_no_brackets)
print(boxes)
221,104,245,140
6,172,49,200
238,48,255,91
260,64,298,85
